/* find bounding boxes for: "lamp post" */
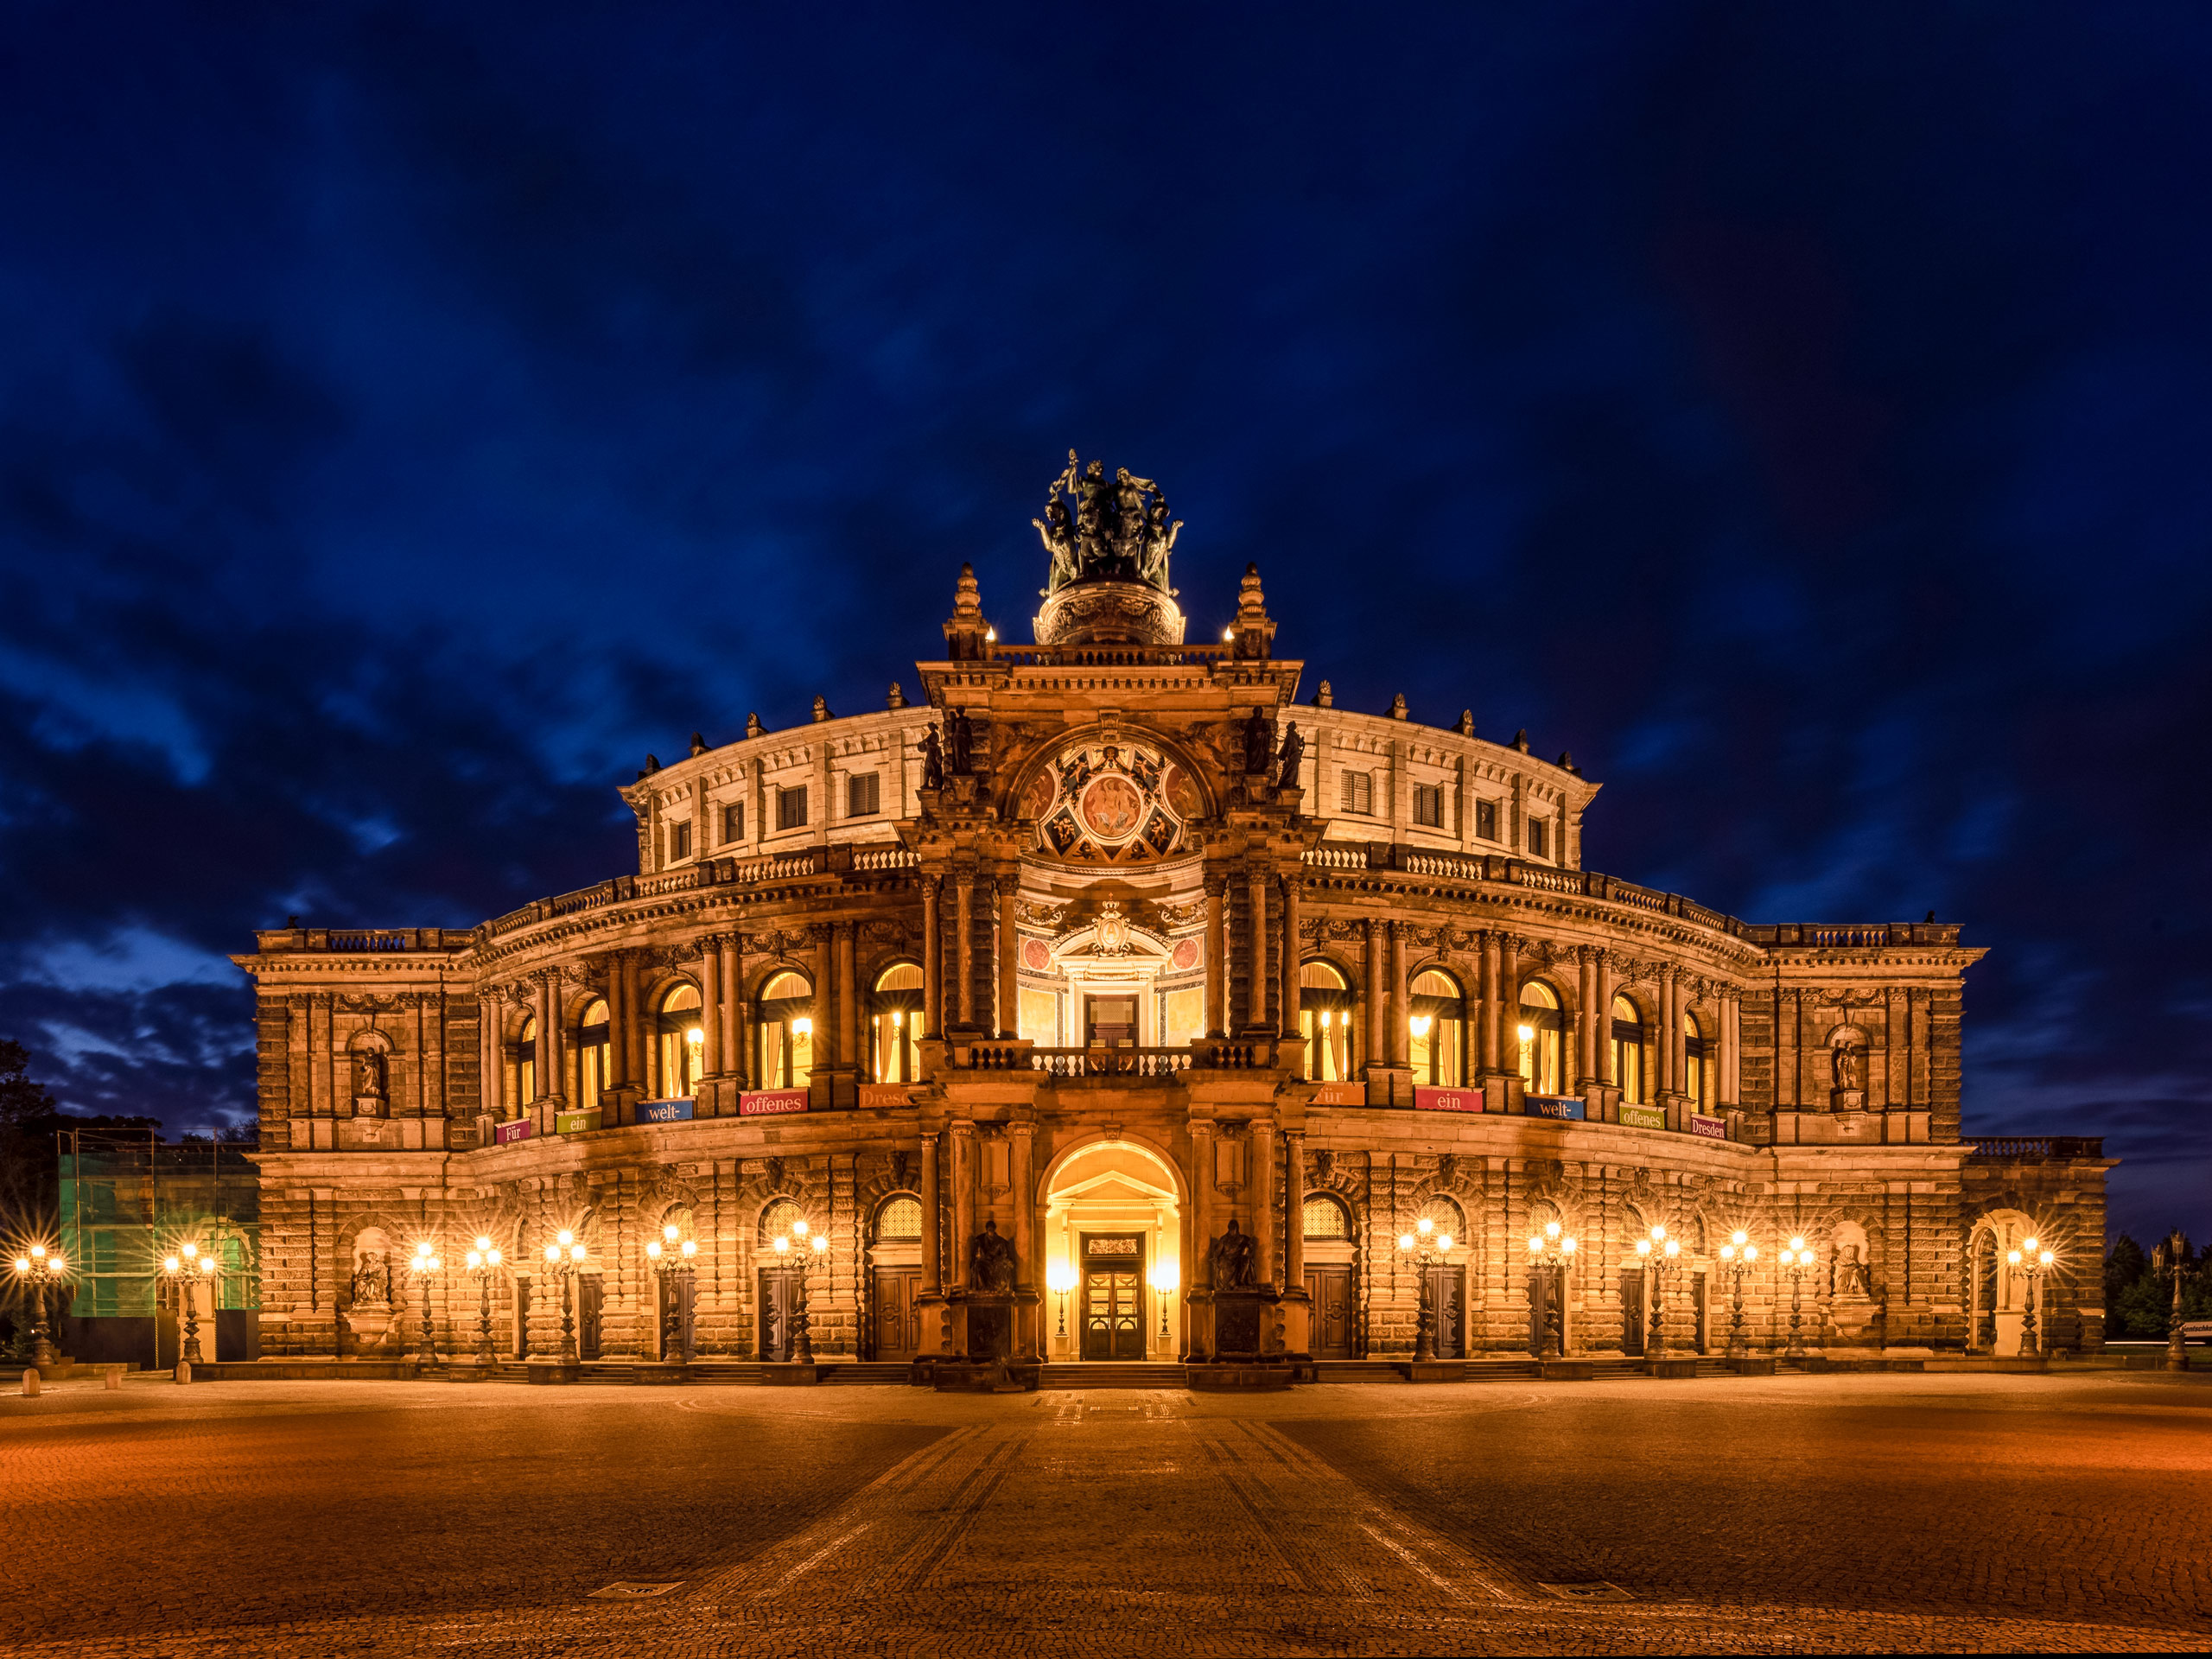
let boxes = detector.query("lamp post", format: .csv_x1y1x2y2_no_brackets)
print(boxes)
1523,1220,1578,1360
770,1217,830,1364
12,1243,69,1370
2006,1236,2056,1357
1148,1260,1179,1350
644,1224,699,1362
541,1229,587,1364
1776,1236,1813,1357
159,1243,217,1365
1633,1224,1681,1358
2154,1230,2193,1372
464,1236,503,1369
1046,1261,1075,1353
1396,1216,1457,1363
408,1240,444,1366
1716,1230,1759,1357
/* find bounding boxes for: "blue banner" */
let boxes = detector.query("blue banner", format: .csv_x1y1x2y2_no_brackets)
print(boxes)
1525,1094,1586,1122
639,1097,696,1123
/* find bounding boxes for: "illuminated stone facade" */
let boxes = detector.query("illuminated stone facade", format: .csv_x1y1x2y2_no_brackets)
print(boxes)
235,463,2110,1370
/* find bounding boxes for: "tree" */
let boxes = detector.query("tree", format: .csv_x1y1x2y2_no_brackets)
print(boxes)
2105,1234,2147,1319
0,1039,55,1129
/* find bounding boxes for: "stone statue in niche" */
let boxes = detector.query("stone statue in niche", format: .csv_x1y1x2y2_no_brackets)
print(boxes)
1209,1218,1255,1289
919,724,945,791
1834,1243,1875,1300
1829,1031,1867,1111
1242,709,1273,776
950,709,976,777
969,1220,1015,1294
349,1250,392,1307
352,1049,387,1102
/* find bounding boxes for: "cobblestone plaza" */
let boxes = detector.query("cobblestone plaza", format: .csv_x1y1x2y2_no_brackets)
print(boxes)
3,1372,2207,1656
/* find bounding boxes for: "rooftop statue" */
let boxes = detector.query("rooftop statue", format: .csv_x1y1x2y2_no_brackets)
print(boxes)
1033,449,1181,597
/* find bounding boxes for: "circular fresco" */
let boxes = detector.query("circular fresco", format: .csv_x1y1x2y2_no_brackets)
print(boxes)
1172,938,1201,970
1027,736,1192,864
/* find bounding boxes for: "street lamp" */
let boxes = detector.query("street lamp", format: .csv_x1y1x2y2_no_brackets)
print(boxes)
1148,1260,1179,1344
1524,1220,1578,1360
644,1224,699,1362
1776,1235,1814,1357
12,1243,69,1370
463,1236,504,1368
408,1240,444,1366
159,1243,217,1365
1396,1215,1457,1363
770,1217,830,1364
2006,1236,2056,1357
541,1228,587,1364
1046,1261,1076,1348
2154,1230,2193,1373
1716,1230,1760,1357
1632,1224,1681,1358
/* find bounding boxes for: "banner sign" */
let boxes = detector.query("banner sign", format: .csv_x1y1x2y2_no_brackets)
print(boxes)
740,1089,809,1117
858,1084,916,1109
1689,1114,1727,1141
493,1119,534,1146
1525,1094,1586,1122
553,1108,602,1135
639,1097,695,1124
1619,1103,1669,1131
1414,1087,1484,1114
1310,1082,1365,1106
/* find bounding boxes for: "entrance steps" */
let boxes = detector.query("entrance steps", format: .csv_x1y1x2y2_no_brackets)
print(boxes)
1039,1363,1188,1389
817,1362,919,1385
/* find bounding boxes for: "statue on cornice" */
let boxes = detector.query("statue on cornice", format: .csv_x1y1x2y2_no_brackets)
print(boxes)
1037,450,1180,597
1276,722,1305,791
920,724,946,791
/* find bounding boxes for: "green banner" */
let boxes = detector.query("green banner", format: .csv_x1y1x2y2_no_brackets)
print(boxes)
1619,1103,1668,1131
554,1108,603,1135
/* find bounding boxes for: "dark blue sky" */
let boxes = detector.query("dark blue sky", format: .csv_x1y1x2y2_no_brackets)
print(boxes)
3,3,2206,1243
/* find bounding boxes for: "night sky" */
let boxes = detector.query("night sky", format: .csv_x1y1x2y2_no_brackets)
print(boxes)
3,5,2206,1244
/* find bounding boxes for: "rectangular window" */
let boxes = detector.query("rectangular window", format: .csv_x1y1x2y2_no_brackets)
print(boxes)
1339,771,1374,815
670,820,692,860
777,785,808,831
1475,798,1499,842
722,801,744,843
1527,816,1548,859
1413,784,1443,828
847,772,880,817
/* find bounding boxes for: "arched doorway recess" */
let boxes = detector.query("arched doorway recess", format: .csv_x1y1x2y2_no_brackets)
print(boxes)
1040,1136,1185,1361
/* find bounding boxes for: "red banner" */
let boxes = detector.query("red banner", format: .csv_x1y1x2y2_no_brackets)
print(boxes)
739,1089,809,1117
857,1084,916,1109
1414,1087,1484,1114
1310,1082,1364,1106
1688,1114,1727,1141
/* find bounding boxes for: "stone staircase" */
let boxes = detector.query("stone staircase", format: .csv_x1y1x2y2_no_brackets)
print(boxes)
817,1362,918,1385
1038,1363,1189,1389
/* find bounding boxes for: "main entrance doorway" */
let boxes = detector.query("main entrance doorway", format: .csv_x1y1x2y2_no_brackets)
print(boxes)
874,1266,922,1361
1082,1234,1146,1359
1306,1264,1353,1358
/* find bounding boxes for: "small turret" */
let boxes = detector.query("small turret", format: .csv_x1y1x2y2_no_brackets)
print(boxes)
944,563,990,661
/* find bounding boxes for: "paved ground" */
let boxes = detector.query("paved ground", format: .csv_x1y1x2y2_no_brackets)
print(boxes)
3,1370,2208,1656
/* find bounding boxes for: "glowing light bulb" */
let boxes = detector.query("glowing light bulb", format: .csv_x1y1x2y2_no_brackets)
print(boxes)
646,1240,663,1261
1517,1024,1535,1043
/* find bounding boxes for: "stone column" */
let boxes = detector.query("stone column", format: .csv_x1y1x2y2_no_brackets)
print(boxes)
1009,1122,1036,1356
1278,871,1301,1039
480,994,502,1120
1363,920,1384,1071
1576,949,1598,1087
621,951,645,1093
1721,990,1742,1106
836,922,858,1075
1883,987,1904,1108
950,1122,976,1292
1246,865,1269,1029
955,874,976,1028
700,939,723,1078
1253,1116,1277,1290
996,877,1020,1039
919,1132,942,1296
1476,931,1500,1075
720,938,741,1084
1188,1119,1216,1359
1388,924,1409,1066
1283,1130,1306,1293
921,876,943,1039
1656,966,1676,1096
1205,876,1227,1038
535,975,556,1106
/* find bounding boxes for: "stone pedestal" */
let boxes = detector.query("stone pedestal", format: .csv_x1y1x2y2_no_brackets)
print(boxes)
344,1306,399,1356
1831,1088,1865,1112
1210,1287,1281,1362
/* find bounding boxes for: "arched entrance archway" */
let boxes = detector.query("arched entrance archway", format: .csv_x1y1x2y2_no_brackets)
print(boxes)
1041,1136,1185,1361
1969,1209,2044,1355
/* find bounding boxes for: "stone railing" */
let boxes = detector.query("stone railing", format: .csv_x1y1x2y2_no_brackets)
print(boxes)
989,643,1234,669
326,930,416,952
1023,1046,1195,1078
851,845,920,871
951,1040,1266,1075
1967,1136,2106,1161
723,849,829,883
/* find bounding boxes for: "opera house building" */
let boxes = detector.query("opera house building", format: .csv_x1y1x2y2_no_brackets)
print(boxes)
235,458,2109,1381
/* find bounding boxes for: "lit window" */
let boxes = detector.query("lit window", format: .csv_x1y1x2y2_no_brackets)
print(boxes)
578,999,610,1111
1299,960,1355,1081
777,785,808,831
656,983,702,1099
878,1196,922,1240
1684,1010,1708,1109
1303,1196,1349,1239
1517,981,1564,1096
1611,995,1644,1103
508,1017,537,1110
870,962,922,1083
1409,968,1466,1086
1340,772,1374,815
1413,784,1444,829
757,970,815,1090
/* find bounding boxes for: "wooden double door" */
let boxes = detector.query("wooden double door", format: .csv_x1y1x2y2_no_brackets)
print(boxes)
874,1266,923,1362
1082,1235,1146,1359
1305,1265,1355,1358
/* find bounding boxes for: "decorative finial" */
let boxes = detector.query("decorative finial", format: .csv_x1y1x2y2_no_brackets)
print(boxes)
1512,729,1529,753
689,732,707,757
812,696,831,722
1387,694,1408,721
1457,710,1474,736
745,712,765,739
887,682,906,709
1315,679,1333,709
1558,751,1578,774
645,753,661,772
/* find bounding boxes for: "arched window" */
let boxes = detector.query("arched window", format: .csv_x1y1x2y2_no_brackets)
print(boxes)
655,983,703,1100
508,1017,537,1112
1611,995,1646,1104
577,999,610,1112
1683,1009,1708,1109
875,1195,922,1241
659,1204,696,1244
760,1198,804,1247
756,971,815,1090
1409,969,1467,1087
1420,1195,1466,1243
1299,960,1356,1082
870,963,923,1084
1517,982,1565,1096
1303,1195,1350,1239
